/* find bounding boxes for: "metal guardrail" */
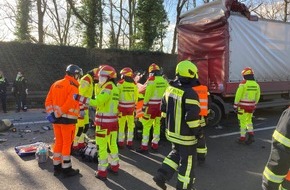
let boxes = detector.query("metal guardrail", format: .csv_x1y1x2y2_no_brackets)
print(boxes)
6,91,47,110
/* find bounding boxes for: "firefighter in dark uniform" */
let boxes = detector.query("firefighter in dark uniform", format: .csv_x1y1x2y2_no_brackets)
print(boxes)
262,106,290,190
153,60,201,190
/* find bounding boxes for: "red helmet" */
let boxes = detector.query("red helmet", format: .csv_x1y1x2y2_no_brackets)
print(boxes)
99,65,117,79
120,67,133,77
92,65,107,80
241,67,254,76
148,63,160,73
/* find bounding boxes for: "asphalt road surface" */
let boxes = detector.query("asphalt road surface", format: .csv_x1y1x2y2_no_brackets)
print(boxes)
0,107,285,190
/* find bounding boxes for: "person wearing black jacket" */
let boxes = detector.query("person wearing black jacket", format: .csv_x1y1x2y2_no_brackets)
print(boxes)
12,71,28,112
0,70,9,113
153,60,201,190
262,106,290,190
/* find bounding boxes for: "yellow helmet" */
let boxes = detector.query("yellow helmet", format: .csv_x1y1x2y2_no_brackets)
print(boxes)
175,60,198,78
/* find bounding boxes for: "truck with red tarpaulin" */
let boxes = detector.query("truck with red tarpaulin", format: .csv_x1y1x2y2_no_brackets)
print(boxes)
178,0,290,126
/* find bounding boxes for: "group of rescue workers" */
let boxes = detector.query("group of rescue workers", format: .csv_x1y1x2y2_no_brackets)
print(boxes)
43,59,290,190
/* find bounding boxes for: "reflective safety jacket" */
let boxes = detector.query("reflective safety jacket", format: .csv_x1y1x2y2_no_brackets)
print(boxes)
117,79,138,115
79,74,94,99
162,80,201,146
272,107,290,148
89,81,119,131
263,107,290,185
45,75,80,124
234,80,260,113
94,83,101,99
79,73,94,111
143,76,168,118
192,85,209,116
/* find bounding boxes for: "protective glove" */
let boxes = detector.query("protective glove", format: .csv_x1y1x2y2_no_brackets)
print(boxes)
25,89,28,95
46,112,57,123
73,94,90,104
79,109,85,119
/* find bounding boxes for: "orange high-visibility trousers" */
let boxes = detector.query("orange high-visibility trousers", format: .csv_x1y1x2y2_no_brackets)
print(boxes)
53,124,75,166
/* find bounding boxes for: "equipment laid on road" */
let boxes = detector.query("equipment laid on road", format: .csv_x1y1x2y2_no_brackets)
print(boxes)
80,142,98,163
15,142,44,157
35,142,49,163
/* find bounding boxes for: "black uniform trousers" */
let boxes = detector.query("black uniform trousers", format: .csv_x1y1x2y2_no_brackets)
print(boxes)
157,142,197,190
0,92,7,112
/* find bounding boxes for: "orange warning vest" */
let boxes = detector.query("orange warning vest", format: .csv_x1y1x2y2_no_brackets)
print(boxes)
135,100,144,118
193,85,209,116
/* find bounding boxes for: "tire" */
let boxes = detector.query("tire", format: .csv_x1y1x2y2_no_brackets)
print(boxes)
207,102,222,127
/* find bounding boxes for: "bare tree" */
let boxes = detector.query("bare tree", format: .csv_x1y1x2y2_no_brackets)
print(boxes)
171,0,187,54
36,0,47,44
283,0,290,22
45,0,75,45
0,0,18,40
108,0,123,48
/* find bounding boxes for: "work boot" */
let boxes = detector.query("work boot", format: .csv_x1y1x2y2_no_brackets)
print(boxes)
62,167,80,178
197,157,205,165
246,134,255,145
95,170,107,181
153,173,167,190
236,137,246,145
107,164,119,175
136,146,149,154
151,143,158,152
126,141,133,149
53,164,62,176
118,142,125,149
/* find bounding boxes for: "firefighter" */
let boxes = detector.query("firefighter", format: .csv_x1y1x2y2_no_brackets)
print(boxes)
234,67,260,144
72,68,99,151
45,64,82,178
74,65,119,180
262,106,290,190
117,67,138,149
192,77,210,164
153,60,201,190
136,63,168,153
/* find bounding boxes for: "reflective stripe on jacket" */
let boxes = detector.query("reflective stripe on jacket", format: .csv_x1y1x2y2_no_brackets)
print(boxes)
272,107,290,148
193,85,209,116
79,74,94,110
143,76,168,117
45,75,80,123
117,79,138,112
162,81,200,146
234,80,260,113
89,81,119,129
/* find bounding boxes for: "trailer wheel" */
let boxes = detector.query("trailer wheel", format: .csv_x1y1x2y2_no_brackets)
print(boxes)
207,102,222,127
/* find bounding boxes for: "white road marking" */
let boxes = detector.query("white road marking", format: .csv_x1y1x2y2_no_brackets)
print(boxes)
13,120,49,126
209,126,276,139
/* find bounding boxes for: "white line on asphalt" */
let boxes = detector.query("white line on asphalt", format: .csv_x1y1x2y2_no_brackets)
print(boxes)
13,120,49,126
209,126,276,139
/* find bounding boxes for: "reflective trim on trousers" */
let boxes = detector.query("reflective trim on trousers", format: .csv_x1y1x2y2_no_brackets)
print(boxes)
62,155,72,169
